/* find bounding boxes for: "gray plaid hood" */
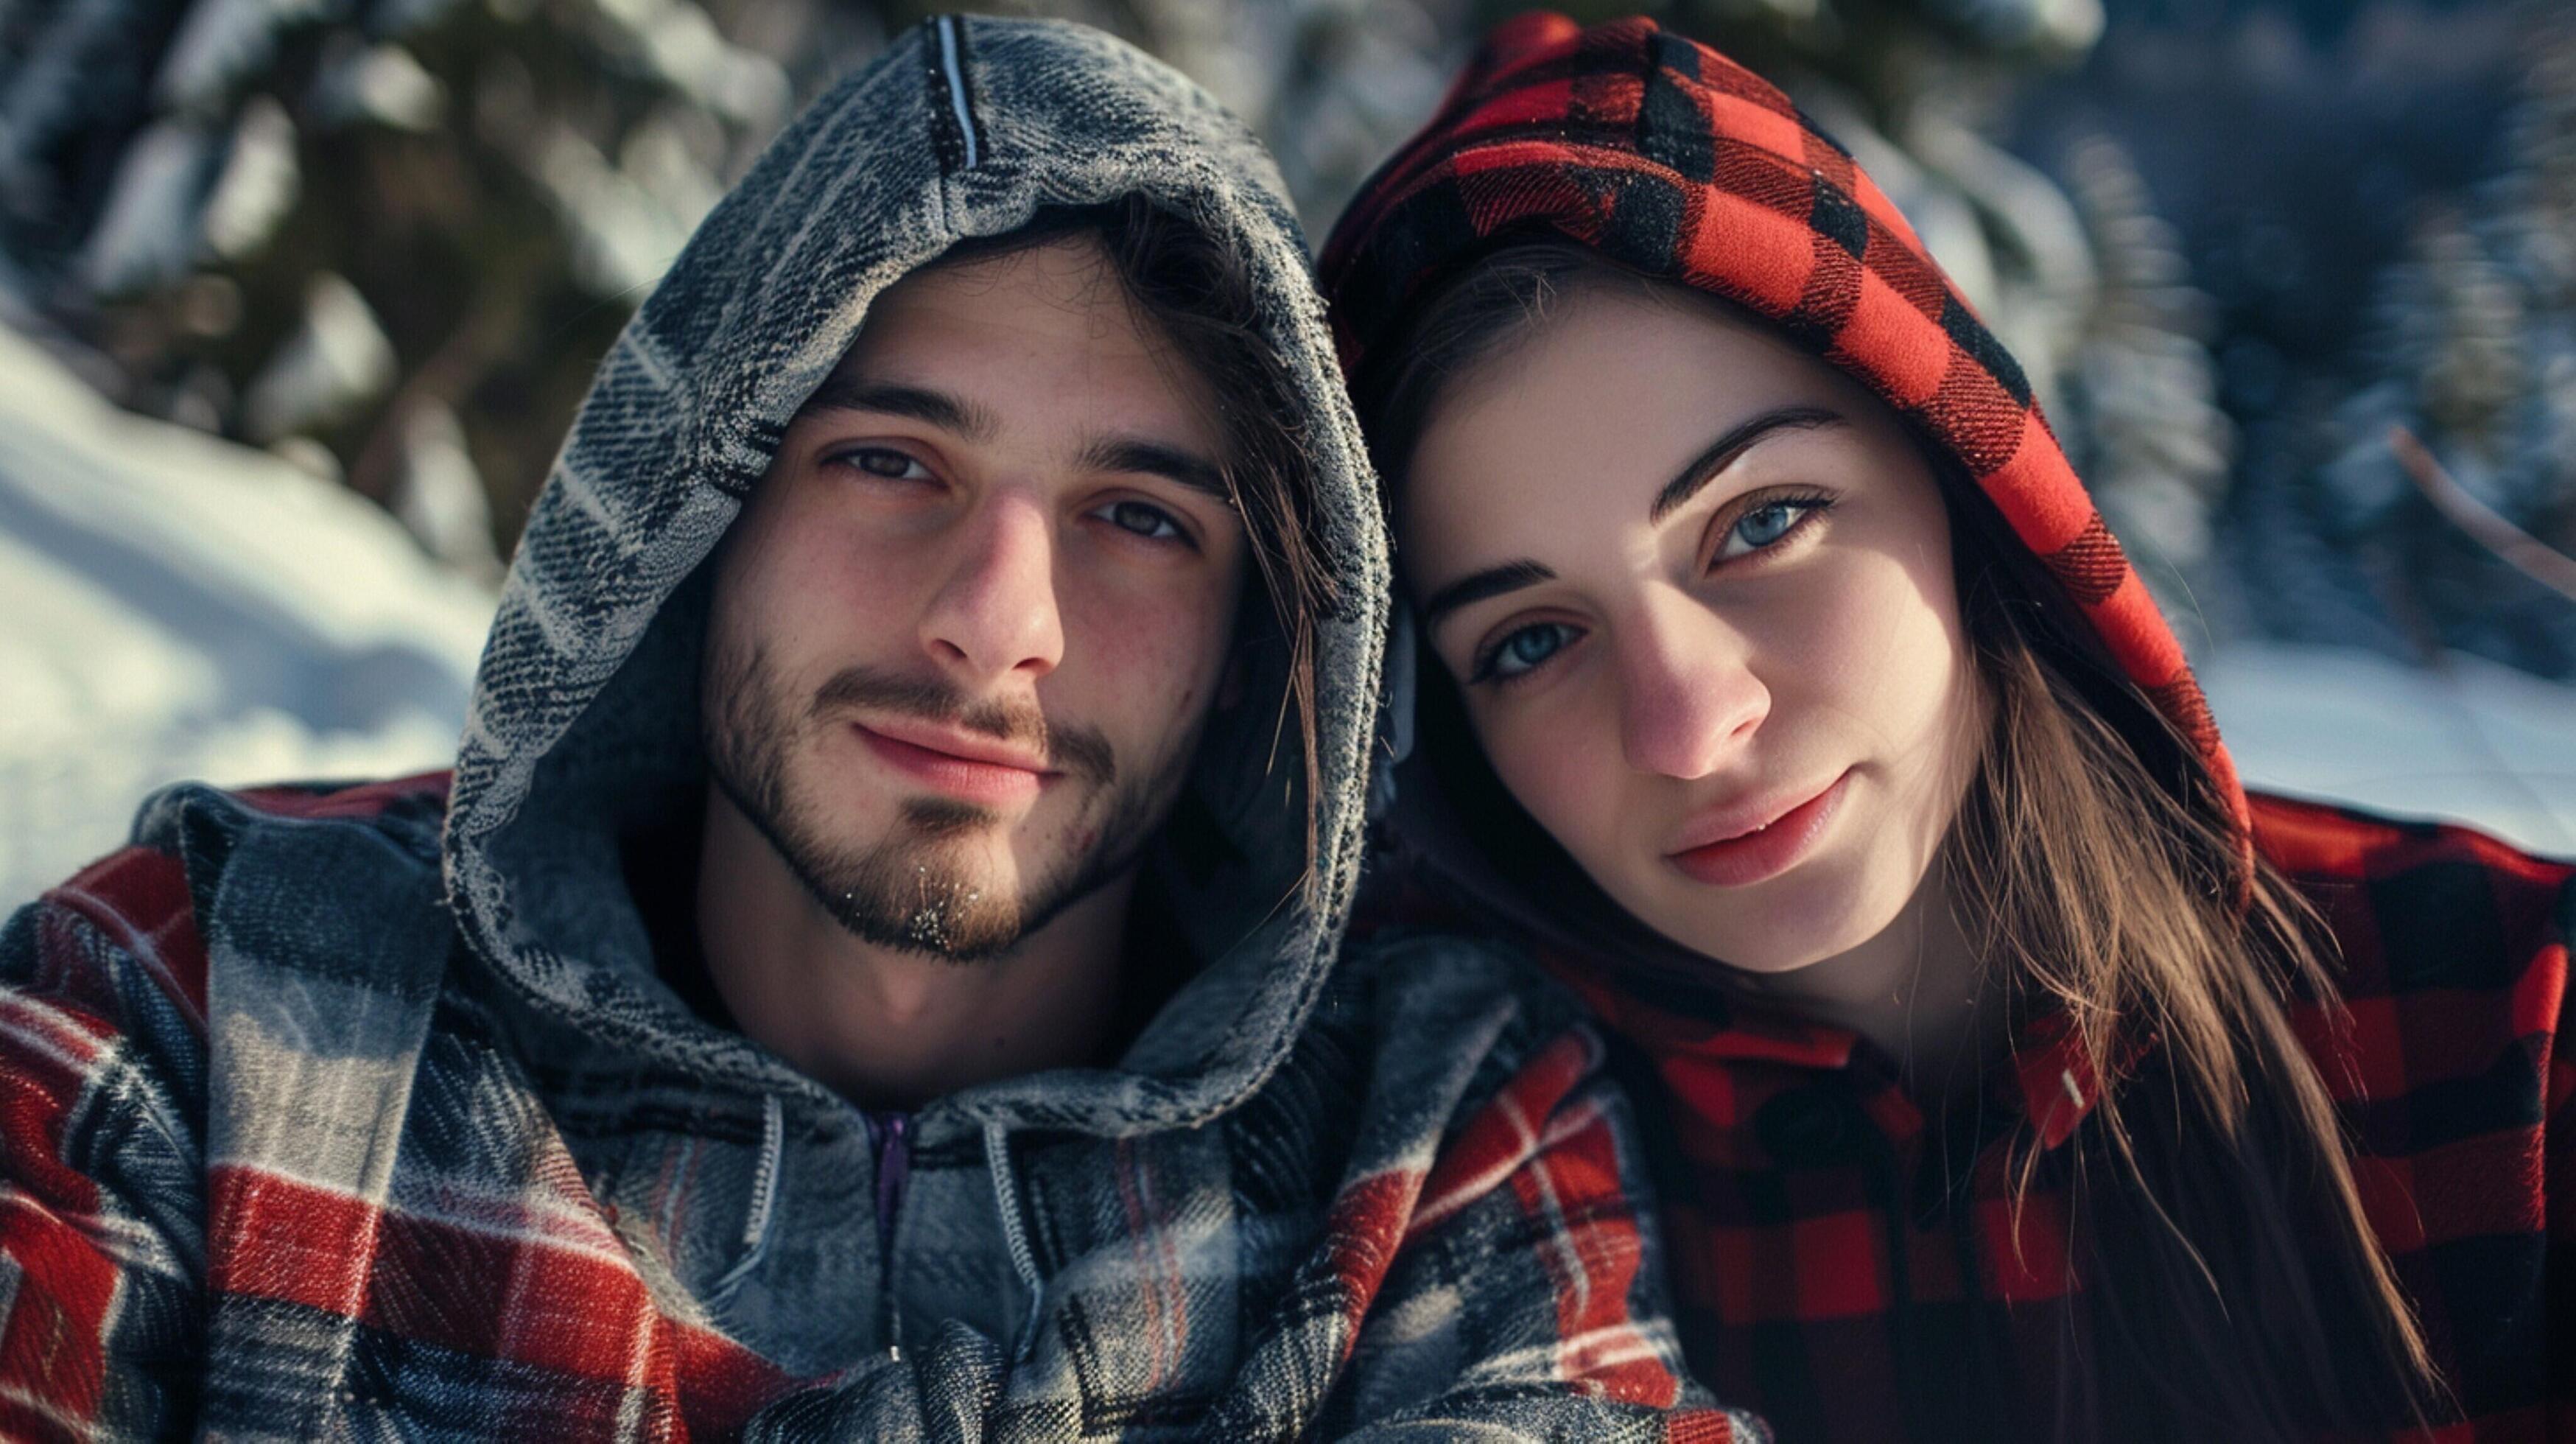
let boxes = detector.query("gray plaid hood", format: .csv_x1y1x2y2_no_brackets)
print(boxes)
441,14,1387,1147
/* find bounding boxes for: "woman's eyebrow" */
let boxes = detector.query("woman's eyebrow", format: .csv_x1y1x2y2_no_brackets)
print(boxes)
1420,558,1557,630
1646,405,1847,524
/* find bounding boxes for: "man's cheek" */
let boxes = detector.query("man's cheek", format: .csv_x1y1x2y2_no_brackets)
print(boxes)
1069,593,1229,713
812,548,936,631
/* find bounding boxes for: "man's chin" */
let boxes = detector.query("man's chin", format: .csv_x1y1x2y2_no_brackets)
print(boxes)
899,795,1008,839
706,683,1117,961
803,844,1030,961
740,759,1154,962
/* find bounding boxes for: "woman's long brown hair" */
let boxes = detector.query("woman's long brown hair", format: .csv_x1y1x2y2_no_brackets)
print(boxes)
1356,236,2445,1441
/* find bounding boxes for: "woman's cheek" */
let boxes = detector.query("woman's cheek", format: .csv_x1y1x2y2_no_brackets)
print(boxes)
1875,570,1973,766
1483,707,1618,863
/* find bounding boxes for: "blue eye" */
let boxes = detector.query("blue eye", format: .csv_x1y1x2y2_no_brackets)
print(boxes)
1713,495,1831,563
1096,499,1186,542
1475,622,1579,682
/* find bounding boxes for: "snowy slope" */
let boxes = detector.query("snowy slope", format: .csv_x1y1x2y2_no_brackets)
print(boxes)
2199,642,2576,857
0,320,494,908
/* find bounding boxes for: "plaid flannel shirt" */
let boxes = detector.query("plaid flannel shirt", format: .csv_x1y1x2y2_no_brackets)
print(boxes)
1321,12,2572,1440
1537,793,2571,1441
0,773,1760,1439
1,15,1767,1440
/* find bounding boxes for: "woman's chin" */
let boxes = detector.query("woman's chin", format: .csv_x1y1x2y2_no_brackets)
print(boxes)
1631,847,1920,976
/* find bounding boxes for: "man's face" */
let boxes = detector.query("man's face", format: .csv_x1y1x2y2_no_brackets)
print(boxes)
703,236,1250,959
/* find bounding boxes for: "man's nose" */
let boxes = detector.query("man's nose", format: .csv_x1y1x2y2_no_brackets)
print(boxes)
919,494,1065,683
1615,592,1769,779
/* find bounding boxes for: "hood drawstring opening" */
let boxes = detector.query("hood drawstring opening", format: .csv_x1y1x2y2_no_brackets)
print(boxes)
984,1120,1045,1361
712,1093,785,1299
861,1110,915,1353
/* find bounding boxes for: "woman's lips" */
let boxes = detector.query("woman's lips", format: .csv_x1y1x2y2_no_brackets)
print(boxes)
853,723,1052,807
1665,771,1850,888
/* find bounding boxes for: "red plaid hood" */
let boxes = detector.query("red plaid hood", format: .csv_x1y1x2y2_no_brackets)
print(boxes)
1319,10,2242,840
1316,2,2266,1207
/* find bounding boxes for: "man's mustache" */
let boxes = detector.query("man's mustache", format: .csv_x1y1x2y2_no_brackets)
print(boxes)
810,666,1117,787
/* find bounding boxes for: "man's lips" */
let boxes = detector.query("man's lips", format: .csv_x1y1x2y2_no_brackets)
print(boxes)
852,719,1056,807
1664,771,1850,888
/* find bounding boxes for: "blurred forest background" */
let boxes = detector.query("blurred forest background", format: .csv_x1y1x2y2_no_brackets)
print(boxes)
1,0,2572,901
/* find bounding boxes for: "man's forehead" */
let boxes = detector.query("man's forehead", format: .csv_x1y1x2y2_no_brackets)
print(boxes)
855,236,1154,357
795,241,1228,462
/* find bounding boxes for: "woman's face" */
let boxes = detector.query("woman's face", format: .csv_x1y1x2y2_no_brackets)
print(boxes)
1401,282,1987,974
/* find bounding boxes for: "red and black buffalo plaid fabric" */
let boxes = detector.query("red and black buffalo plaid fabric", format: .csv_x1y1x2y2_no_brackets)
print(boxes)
1322,13,2573,1442
1525,796,2571,1443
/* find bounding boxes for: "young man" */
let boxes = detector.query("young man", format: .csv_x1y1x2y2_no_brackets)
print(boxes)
0,16,1763,1440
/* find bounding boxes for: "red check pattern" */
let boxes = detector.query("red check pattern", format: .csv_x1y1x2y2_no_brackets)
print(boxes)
1322,14,2573,1440
1,779,787,1440
1528,794,2570,1443
0,775,1761,1440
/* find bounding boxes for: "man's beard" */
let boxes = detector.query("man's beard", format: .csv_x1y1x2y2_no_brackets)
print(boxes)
704,642,1179,961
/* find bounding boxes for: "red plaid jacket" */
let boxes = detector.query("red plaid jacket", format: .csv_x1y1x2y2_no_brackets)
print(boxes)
1537,793,2571,1442
4,15,1775,1440
1321,11,2573,1441
0,775,1762,1440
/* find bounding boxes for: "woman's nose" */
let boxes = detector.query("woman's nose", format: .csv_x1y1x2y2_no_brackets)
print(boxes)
1615,595,1769,779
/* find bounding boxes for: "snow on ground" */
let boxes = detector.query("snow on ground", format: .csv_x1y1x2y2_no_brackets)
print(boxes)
1,317,2569,914
2199,641,2576,856
0,320,494,909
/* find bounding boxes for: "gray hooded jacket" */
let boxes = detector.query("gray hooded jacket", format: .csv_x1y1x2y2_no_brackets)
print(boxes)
0,15,1763,1440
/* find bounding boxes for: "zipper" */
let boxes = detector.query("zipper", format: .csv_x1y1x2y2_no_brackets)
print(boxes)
864,1110,913,1348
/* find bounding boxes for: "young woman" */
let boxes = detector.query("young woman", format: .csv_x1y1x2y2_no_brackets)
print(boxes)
1321,15,2571,1443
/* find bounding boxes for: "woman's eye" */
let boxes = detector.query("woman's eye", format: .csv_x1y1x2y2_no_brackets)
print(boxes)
1095,500,1186,542
1713,497,1828,563
834,446,932,483
1475,622,1580,682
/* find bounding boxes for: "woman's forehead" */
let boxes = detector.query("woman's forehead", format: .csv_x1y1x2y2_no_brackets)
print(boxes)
1402,291,1846,547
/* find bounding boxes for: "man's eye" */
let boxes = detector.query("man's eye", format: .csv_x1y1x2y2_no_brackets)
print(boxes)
1095,500,1185,542
1473,622,1581,684
834,446,931,482
1712,495,1831,564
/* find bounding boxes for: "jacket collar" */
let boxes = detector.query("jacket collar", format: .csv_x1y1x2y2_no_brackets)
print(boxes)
1545,942,2120,1152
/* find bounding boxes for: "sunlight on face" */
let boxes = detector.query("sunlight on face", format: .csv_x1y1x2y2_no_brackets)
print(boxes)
702,236,1250,958
1402,282,1986,974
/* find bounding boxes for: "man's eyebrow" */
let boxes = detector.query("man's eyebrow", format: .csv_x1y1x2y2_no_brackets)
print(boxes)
1419,559,1557,631
1647,405,1848,524
1078,435,1235,505
796,376,999,443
